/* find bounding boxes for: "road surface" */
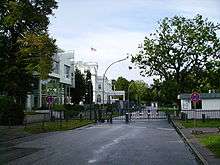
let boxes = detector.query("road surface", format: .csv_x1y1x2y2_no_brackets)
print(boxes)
8,119,198,165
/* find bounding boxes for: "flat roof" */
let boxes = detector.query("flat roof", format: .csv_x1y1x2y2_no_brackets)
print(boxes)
180,93,220,100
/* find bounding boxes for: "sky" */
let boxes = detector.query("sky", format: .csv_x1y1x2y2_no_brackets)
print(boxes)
49,0,220,84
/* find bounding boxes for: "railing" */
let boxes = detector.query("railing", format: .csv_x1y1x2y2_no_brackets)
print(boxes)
181,109,220,119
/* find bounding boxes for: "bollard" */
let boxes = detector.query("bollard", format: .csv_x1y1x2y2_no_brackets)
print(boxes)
110,111,113,124
167,114,171,123
80,113,82,121
125,113,129,123
202,114,205,122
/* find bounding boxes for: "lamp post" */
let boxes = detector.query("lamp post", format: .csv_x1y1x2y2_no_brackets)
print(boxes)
102,56,128,110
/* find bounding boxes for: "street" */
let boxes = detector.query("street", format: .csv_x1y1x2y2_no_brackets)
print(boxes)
8,119,198,165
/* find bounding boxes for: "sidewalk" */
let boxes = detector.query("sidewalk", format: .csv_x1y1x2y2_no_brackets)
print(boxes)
173,120,220,165
0,126,30,143
0,126,31,164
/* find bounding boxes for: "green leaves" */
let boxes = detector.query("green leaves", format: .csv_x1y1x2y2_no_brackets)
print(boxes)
132,14,220,94
0,0,58,102
17,33,57,79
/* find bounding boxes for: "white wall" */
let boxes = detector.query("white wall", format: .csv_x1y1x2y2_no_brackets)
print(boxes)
181,98,220,119
59,53,73,86
181,100,191,110
202,99,220,110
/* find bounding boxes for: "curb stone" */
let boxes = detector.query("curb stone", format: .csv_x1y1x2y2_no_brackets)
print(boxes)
171,120,208,165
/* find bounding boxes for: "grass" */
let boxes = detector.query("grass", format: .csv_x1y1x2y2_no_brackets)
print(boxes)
24,119,95,134
197,134,220,158
176,119,220,128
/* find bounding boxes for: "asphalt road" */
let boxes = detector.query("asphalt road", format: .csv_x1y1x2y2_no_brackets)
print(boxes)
8,119,198,165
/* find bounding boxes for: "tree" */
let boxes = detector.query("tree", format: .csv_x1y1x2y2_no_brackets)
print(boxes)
129,80,149,105
71,69,86,104
132,14,220,93
85,70,93,104
114,76,130,99
0,0,58,105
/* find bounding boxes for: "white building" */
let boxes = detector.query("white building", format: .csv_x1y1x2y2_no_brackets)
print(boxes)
26,52,75,111
180,93,220,119
96,76,125,104
75,61,125,104
75,61,98,103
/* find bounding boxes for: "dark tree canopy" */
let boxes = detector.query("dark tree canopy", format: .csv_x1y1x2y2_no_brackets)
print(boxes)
0,0,58,103
85,70,93,104
71,69,86,104
132,14,220,93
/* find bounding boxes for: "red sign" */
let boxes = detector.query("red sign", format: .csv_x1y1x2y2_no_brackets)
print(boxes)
191,92,200,102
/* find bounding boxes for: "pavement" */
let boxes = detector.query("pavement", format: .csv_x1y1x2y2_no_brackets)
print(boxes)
1,119,198,165
172,120,220,165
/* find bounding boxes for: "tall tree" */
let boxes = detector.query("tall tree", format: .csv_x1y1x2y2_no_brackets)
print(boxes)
114,76,130,99
71,69,86,104
0,0,58,104
85,70,93,104
132,14,220,93
129,80,149,105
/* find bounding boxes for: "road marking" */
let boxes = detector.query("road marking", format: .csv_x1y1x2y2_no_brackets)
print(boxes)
88,159,97,163
157,127,175,131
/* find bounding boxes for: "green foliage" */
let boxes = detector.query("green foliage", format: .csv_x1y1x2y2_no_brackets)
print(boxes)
24,119,94,134
71,69,86,104
0,96,24,125
132,14,220,94
64,104,84,118
85,70,93,104
129,80,150,105
53,104,66,111
114,77,130,92
178,119,220,128
0,0,58,105
149,78,178,106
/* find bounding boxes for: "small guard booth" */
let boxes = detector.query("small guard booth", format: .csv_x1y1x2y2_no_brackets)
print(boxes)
179,93,220,119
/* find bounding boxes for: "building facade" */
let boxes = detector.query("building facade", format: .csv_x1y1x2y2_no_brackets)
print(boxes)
26,52,75,111
75,61,125,104
180,93,220,119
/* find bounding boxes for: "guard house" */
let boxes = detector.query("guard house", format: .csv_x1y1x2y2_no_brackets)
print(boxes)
179,93,220,119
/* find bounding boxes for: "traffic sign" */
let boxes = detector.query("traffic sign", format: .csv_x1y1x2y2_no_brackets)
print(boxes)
46,96,54,104
191,92,200,102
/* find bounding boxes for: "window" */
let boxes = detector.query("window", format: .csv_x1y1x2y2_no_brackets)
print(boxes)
97,94,101,103
64,65,70,78
52,61,59,74
98,84,101,90
191,100,202,109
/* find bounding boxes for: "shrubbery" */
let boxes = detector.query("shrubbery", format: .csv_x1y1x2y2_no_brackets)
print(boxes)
53,104,66,111
64,104,84,118
0,96,24,125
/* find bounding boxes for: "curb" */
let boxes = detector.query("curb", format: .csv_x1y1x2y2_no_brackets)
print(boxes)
171,120,208,165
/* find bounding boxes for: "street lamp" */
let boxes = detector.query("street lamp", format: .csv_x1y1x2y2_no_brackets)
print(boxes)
102,56,128,110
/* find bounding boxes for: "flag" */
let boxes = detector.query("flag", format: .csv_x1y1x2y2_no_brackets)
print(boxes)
91,47,97,51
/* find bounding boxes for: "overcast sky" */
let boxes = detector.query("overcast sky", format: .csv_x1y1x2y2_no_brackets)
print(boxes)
49,0,220,84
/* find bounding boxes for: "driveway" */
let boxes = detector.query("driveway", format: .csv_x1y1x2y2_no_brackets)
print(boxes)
8,119,198,165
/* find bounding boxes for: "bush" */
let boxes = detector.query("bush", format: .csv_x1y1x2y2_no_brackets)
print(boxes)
0,96,24,125
64,104,84,118
53,104,66,111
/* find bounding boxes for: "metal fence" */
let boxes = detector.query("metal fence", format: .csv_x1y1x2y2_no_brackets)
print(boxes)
181,109,220,119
